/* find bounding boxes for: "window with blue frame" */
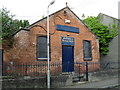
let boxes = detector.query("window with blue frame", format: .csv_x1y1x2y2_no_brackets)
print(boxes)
83,40,92,61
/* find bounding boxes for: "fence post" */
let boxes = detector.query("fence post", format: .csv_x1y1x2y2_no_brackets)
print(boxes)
86,62,88,81
25,63,27,76
79,63,80,75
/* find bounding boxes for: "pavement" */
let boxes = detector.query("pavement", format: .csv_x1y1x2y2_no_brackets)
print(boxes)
62,77,119,88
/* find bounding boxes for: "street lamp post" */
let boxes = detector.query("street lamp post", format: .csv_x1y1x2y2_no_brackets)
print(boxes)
47,0,55,88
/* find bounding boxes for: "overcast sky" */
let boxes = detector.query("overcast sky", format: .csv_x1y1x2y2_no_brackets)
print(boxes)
1,0,119,24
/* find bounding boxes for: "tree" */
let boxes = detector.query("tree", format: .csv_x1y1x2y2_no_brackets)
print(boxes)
83,16,117,55
0,8,29,47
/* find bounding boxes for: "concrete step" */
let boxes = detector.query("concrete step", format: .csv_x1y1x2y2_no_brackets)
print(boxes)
72,75,85,83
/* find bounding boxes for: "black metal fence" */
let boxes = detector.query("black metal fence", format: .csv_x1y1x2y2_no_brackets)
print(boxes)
3,61,119,76
2,61,119,88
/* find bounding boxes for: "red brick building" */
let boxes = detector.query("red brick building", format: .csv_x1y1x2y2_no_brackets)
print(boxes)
4,7,100,75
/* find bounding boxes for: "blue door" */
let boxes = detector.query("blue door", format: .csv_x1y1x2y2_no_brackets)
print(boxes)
62,46,74,72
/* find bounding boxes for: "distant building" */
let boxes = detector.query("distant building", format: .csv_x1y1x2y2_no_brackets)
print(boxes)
98,13,119,64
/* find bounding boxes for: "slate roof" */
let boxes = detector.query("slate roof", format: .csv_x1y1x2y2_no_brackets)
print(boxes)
98,13,119,20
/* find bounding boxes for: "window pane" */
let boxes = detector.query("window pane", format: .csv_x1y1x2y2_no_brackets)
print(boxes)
83,40,92,59
37,36,47,58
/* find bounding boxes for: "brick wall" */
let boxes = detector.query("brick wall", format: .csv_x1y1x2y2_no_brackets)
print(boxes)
4,7,100,73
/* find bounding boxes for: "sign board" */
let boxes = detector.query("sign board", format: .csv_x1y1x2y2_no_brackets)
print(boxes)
56,24,79,33
62,37,74,46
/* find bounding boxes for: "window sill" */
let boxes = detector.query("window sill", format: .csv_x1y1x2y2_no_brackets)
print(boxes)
37,58,47,61
84,58,92,61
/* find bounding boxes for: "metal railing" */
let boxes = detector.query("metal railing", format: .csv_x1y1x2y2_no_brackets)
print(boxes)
2,61,119,88
3,61,119,77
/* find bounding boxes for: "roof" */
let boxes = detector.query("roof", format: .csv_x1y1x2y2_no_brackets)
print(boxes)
28,6,91,30
12,28,30,36
98,13,119,20
28,7,68,28
13,6,98,38
13,7,68,36
28,6,97,36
